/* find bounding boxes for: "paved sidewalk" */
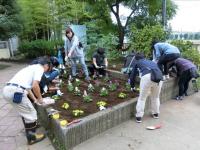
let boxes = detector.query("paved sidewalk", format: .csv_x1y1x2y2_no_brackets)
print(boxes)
1,62,200,150
0,62,54,150
74,92,200,150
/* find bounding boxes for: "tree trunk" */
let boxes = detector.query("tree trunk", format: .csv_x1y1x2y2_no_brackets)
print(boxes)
117,26,125,50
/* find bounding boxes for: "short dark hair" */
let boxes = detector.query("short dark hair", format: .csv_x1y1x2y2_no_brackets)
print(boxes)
31,56,51,66
97,47,105,54
151,40,159,50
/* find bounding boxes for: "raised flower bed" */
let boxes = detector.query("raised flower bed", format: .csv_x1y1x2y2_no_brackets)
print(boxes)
37,69,196,150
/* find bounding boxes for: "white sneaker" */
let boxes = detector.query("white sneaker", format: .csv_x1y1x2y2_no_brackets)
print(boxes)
165,75,170,79
162,75,166,81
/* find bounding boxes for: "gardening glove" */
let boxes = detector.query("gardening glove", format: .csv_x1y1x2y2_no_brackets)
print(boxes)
57,89,63,96
95,65,100,69
65,56,68,61
99,105,106,111
68,51,72,58
42,97,55,106
131,87,138,92
43,85,48,93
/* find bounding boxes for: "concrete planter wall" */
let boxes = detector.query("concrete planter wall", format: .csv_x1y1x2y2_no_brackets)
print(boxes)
37,70,196,150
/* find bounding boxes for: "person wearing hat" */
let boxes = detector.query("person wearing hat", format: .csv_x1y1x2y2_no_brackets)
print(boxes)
152,41,180,79
129,53,163,123
64,27,90,81
2,57,50,144
31,56,61,94
88,47,108,78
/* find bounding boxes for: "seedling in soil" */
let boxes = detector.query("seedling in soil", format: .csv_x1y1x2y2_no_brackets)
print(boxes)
72,109,84,117
97,101,107,107
67,80,74,92
52,95,60,100
75,78,81,86
104,76,110,82
60,120,68,126
88,83,95,92
108,81,117,91
74,87,81,96
100,87,109,96
83,90,93,102
125,82,132,91
62,103,69,110
52,113,60,119
118,92,127,99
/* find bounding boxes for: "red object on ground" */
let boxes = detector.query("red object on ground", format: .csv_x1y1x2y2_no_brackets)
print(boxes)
146,124,162,130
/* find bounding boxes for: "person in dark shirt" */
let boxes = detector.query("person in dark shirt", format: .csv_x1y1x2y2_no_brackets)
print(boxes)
88,48,108,78
129,53,163,123
169,58,199,100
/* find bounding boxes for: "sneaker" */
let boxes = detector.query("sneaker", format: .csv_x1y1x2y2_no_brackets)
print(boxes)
135,117,142,123
162,75,166,81
152,113,159,119
176,96,183,100
27,133,46,145
165,75,170,80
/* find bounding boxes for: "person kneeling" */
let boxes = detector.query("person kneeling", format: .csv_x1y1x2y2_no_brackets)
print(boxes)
88,48,108,78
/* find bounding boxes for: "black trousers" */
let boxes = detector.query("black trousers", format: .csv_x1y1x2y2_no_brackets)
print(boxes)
88,64,106,76
158,53,180,75
178,69,192,96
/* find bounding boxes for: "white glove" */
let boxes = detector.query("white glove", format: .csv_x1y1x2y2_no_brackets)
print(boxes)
95,65,100,69
43,85,48,93
65,56,68,61
99,105,106,110
57,89,63,96
42,97,55,106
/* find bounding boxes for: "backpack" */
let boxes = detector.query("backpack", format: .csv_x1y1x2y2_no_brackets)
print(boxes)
121,53,135,74
147,67,163,83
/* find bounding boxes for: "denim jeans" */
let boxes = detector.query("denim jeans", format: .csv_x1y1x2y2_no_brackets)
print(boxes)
45,69,59,81
70,57,89,77
39,69,59,91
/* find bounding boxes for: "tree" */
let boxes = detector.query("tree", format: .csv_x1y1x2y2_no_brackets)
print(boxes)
86,0,177,50
17,0,114,41
0,0,22,40
130,24,167,57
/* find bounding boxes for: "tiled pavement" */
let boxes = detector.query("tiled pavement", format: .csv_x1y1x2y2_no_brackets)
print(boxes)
0,62,54,150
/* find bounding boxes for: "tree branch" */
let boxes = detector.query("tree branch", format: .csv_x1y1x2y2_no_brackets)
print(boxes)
124,0,139,27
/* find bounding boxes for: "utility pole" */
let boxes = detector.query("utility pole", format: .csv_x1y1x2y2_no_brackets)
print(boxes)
162,0,167,29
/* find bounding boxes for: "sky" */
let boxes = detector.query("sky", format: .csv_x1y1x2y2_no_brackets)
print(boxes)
170,0,200,32
111,0,200,32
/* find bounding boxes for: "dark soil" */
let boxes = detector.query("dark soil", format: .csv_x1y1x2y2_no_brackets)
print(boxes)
108,58,124,72
50,75,138,122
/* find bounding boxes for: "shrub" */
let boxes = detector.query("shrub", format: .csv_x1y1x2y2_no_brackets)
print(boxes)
86,33,121,60
170,40,200,65
130,24,167,57
18,40,62,58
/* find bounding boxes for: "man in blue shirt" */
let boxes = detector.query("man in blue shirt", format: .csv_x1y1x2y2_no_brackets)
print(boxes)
152,41,180,79
129,53,163,123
